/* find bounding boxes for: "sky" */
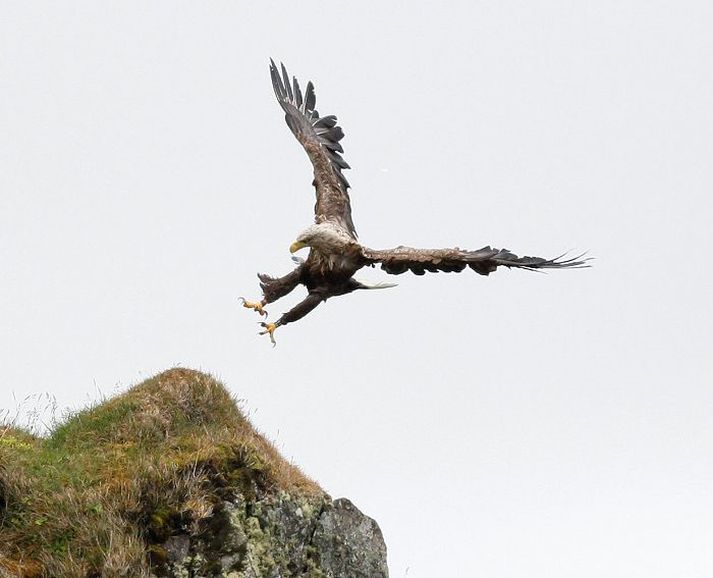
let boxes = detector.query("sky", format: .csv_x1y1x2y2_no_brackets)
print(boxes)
1,1,712,577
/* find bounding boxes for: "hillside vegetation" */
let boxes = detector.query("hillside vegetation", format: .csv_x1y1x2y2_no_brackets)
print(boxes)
0,368,319,577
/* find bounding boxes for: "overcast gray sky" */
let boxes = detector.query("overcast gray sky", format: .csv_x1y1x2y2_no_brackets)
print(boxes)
2,2,712,577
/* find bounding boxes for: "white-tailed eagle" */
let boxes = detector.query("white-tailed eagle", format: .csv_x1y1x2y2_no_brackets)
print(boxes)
240,60,589,345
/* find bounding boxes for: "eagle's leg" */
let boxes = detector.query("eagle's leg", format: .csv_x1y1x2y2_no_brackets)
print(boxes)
258,292,324,346
238,297,267,317
239,266,304,319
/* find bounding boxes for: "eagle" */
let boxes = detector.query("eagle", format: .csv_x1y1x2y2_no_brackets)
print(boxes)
240,60,589,345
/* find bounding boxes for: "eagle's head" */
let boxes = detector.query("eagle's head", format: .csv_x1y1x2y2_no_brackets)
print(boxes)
289,223,353,254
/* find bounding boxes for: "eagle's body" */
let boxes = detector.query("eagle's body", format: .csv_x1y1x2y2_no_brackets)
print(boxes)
240,61,589,344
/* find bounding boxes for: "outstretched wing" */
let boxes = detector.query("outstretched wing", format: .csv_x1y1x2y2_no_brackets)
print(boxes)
270,60,356,238
362,245,590,276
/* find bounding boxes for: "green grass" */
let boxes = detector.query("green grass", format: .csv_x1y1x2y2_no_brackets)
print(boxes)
0,368,319,577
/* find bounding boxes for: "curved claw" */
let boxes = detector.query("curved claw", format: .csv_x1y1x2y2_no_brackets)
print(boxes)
238,297,268,317
259,322,277,347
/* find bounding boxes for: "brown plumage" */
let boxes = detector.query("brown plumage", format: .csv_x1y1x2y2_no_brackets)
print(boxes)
240,60,589,344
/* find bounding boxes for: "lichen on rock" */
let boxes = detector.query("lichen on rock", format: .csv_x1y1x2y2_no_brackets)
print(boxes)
154,490,388,578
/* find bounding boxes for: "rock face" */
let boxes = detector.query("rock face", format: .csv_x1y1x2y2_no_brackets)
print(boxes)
154,493,388,578
312,499,388,578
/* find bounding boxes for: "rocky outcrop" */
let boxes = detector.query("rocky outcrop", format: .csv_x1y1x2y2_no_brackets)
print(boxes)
0,368,388,578
154,493,388,578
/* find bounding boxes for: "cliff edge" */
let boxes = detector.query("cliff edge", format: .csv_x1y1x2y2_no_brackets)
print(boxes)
0,368,388,578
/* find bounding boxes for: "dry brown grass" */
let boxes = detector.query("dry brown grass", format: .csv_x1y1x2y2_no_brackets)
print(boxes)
0,368,321,577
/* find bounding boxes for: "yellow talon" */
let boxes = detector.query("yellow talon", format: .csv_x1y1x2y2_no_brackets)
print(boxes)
259,322,278,346
238,297,267,317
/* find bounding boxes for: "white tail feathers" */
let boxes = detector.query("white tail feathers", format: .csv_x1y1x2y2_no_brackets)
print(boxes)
358,281,398,290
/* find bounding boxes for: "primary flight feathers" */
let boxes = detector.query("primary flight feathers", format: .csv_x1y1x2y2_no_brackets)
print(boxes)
270,59,356,238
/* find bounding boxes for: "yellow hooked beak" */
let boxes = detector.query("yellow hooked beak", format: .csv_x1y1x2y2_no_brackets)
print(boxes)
289,240,307,254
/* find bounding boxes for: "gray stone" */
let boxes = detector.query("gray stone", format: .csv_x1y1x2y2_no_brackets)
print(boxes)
313,499,389,578
164,534,191,563
155,493,388,578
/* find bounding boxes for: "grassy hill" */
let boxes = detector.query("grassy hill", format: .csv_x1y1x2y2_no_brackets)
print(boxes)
0,368,319,577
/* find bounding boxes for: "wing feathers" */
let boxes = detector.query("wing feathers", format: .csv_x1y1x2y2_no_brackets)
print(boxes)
293,77,303,108
304,81,316,112
281,63,293,101
315,115,337,128
362,246,591,276
270,59,356,238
